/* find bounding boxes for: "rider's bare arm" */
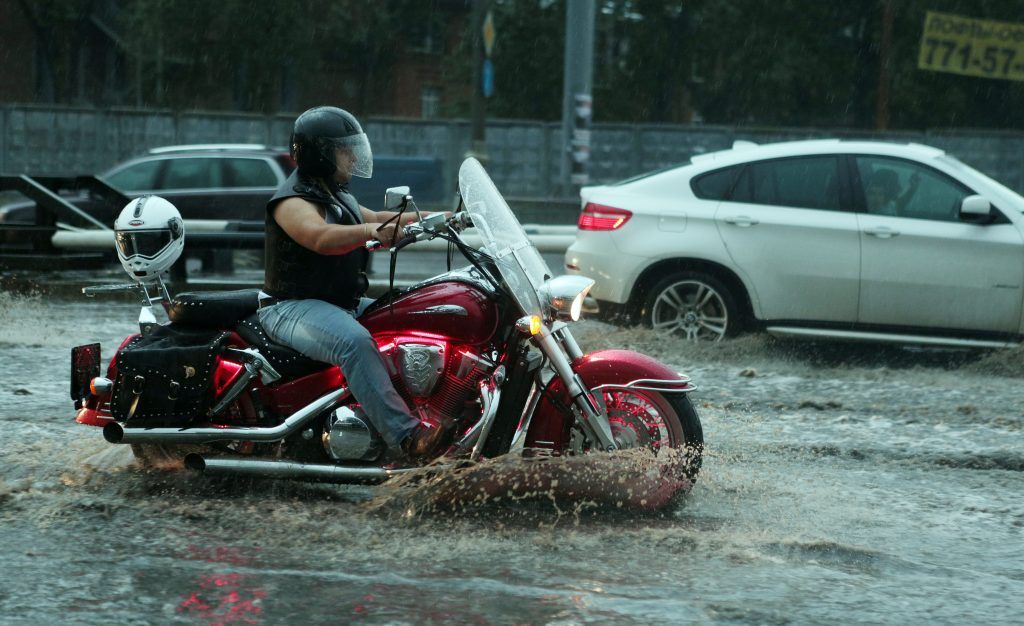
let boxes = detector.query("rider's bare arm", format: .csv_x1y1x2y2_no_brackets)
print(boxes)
273,197,400,254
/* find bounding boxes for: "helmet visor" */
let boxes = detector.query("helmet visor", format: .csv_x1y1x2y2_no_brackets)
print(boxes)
116,230,173,259
328,133,373,178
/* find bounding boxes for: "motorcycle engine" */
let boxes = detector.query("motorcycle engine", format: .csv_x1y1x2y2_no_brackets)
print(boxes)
382,341,494,422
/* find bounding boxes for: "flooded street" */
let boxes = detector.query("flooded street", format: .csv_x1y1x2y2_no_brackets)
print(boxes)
1,290,1022,624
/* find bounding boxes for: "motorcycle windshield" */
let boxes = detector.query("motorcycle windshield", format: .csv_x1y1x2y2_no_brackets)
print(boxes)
459,158,552,316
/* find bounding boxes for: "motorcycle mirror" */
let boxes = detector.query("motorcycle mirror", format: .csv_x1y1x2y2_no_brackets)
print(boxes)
384,186,411,210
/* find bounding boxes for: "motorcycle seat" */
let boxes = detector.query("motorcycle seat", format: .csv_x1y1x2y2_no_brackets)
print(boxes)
235,314,331,380
169,289,260,327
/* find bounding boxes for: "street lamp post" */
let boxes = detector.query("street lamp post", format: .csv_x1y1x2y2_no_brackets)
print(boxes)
470,0,492,162
560,0,596,197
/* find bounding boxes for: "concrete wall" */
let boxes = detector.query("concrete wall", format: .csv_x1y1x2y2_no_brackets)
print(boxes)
3,104,1024,212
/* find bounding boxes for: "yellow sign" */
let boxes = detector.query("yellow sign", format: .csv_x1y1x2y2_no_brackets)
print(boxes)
483,11,496,57
919,11,1024,81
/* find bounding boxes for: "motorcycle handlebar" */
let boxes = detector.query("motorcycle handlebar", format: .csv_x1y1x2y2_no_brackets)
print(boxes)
393,233,419,251
364,232,420,252
364,212,470,252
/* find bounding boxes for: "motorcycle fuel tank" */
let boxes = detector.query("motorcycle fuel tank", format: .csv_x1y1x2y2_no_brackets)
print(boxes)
360,281,499,344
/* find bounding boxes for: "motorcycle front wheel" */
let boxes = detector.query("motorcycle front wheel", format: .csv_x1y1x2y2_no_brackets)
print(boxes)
572,390,703,482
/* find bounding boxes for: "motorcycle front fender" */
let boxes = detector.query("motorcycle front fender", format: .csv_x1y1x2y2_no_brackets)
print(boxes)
524,349,695,451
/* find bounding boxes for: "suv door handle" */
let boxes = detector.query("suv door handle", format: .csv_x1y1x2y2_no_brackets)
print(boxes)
723,215,759,227
864,226,900,238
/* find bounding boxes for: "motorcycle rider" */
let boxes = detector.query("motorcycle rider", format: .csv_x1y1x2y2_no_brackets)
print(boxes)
257,105,449,462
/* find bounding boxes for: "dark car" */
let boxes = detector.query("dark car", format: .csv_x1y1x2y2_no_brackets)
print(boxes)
0,144,294,226
0,144,445,226
102,144,296,221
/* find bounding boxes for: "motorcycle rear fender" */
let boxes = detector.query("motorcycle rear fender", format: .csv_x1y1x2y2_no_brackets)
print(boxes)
524,349,694,450
74,333,137,427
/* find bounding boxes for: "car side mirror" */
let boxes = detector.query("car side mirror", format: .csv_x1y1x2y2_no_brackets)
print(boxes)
959,195,992,222
384,186,411,211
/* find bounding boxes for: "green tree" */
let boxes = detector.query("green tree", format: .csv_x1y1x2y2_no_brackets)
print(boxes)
688,0,874,127
16,0,98,103
118,0,442,113
486,0,1024,130
884,0,1024,130
22,0,1024,129
487,0,565,120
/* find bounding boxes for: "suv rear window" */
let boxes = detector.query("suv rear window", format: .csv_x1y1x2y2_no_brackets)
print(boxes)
224,158,278,187
104,160,162,191
162,158,223,189
691,165,742,200
732,156,840,211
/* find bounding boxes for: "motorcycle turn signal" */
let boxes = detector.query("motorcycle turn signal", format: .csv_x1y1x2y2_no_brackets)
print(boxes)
515,315,542,335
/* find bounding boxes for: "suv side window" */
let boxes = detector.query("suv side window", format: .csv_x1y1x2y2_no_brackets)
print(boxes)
691,165,742,200
854,156,970,222
162,158,223,189
223,158,278,187
733,156,840,210
104,160,162,191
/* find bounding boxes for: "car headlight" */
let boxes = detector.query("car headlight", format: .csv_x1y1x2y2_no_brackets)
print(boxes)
540,275,595,322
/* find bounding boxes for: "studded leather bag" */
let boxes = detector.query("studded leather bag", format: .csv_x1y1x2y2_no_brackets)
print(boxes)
110,325,232,426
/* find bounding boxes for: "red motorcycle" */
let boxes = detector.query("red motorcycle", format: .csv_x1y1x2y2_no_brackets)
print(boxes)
71,158,703,490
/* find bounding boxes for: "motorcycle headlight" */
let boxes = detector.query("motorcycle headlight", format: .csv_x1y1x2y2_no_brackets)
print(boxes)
540,275,595,322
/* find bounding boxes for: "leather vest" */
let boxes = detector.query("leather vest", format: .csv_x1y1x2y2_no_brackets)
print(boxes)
263,171,369,310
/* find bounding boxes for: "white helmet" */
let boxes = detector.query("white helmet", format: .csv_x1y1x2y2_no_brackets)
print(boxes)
114,195,184,280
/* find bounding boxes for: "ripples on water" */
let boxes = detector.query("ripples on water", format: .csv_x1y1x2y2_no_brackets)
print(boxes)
1,292,1023,624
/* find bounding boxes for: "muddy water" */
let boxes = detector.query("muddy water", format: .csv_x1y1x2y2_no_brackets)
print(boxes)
1,292,1022,624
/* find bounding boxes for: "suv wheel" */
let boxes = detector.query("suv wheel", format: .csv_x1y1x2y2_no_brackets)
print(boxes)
642,272,739,341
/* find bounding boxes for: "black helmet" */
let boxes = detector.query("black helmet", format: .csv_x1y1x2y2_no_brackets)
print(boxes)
291,106,373,179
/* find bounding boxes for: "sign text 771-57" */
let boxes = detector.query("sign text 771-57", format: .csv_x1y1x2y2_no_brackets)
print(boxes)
918,11,1024,81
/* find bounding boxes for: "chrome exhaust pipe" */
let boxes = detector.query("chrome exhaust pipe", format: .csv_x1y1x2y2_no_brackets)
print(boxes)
103,387,348,445
184,454,420,484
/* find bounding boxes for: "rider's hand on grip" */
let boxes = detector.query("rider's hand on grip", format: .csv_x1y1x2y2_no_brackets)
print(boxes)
365,223,404,251
375,223,404,247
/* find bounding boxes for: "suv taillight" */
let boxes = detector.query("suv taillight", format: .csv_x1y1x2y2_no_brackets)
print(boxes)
577,203,632,231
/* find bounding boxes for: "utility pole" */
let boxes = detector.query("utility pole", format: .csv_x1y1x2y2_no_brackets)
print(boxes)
560,0,596,197
469,0,490,162
876,0,893,130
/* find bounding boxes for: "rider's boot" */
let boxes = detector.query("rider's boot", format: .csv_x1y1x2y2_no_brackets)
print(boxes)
399,417,455,463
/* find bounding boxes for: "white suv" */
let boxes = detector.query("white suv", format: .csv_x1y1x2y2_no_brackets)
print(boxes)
565,139,1024,348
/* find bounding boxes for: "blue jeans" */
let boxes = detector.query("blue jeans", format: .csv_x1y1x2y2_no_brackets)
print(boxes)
257,298,419,448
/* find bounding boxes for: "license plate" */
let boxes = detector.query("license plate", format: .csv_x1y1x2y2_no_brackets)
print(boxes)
71,343,101,401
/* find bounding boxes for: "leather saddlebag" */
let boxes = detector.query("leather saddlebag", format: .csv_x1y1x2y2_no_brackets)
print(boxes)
110,325,232,426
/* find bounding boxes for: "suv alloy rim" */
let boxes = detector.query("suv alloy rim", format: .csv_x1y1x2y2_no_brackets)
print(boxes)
651,280,728,341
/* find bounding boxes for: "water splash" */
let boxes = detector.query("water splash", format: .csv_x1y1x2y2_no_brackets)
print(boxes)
0,291,136,348
0,292,59,346
368,447,699,522
963,343,1024,378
